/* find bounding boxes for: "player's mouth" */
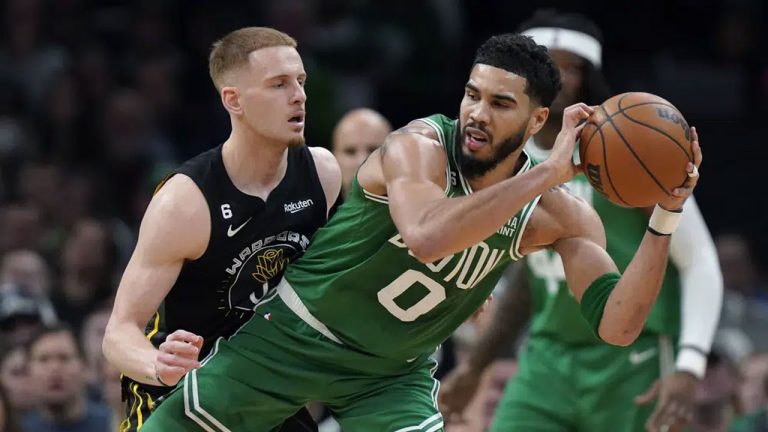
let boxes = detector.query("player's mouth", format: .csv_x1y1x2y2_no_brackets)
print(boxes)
288,112,305,130
464,127,490,151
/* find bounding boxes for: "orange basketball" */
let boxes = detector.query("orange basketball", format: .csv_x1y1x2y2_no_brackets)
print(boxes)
579,92,694,208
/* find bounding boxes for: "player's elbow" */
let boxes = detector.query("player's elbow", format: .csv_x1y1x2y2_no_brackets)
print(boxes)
101,318,129,361
598,324,640,347
401,228,442,264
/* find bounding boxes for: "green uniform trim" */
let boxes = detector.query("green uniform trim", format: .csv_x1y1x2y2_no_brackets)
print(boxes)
579,272,621,340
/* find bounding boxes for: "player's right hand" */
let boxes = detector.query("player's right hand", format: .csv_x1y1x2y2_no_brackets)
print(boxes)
155,329,204,387
438,362,483,424
658,126,702,211
544,103,595,185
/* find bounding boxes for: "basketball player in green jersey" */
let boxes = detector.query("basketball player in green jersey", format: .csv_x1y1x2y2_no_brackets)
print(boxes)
141,33,702,431
439,11,723,432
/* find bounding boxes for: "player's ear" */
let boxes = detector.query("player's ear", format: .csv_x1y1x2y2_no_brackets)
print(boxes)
527,106,549,136
221,86,243,116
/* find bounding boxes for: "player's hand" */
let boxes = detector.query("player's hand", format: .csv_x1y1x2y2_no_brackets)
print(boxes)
439,362,483,424
635,371,698,432
544,103,595,185
467,294,493,324
155,329,204,387
658,126,702,211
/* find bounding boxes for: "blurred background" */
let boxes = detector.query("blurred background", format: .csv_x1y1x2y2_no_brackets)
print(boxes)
0,0,765,431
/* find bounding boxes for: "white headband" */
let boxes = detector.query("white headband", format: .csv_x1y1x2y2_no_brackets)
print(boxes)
521,27,602,68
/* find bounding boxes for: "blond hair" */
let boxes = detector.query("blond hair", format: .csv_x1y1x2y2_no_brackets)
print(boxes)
208,27,297,91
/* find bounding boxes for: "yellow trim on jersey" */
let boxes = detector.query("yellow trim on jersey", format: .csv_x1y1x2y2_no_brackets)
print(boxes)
132,384,145,428
146,312,160,341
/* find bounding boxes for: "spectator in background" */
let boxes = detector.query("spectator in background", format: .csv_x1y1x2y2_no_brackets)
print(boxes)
691,352,741,432
738,354,768,417
21,325,111,432
0,249,51,298
331,108,391,199
79,307,111,398
731,373,768,432
53,219,116,332
0,0,68,114
0,287,56,346
0,381,20,432
717,233,768,352
0,343,35,417
97,356,122,432
0,203,42,255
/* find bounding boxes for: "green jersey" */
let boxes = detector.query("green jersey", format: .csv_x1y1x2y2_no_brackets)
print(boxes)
524,141,681,345
284,114,541,361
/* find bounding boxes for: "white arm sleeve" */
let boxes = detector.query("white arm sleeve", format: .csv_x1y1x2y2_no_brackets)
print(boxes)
669,197,723,378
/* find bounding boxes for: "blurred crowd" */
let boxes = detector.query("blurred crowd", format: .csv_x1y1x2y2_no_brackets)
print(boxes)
0,1,765,431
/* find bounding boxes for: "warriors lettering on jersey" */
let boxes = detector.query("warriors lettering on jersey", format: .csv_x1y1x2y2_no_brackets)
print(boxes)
221,230,311,315
387,234,504,290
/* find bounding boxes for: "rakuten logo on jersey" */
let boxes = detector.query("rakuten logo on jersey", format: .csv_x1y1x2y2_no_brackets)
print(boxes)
284,199,314,214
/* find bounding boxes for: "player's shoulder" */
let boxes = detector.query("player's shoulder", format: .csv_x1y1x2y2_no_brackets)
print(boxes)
150,174,208,222
308,145,338,170
138,174,210,258
308,145,342,203
391,114,454,144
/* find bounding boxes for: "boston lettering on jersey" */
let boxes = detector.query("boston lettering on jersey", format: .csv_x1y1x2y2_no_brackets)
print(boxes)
285,114,542,361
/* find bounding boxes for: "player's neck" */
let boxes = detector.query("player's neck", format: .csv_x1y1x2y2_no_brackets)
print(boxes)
533,116,562,151
467,148,526,191
222,130,289,200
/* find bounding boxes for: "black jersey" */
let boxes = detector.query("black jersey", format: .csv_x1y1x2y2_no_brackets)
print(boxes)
120,144,325,432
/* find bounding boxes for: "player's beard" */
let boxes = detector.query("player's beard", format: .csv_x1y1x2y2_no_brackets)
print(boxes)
287,136,305,148
457,126,526,179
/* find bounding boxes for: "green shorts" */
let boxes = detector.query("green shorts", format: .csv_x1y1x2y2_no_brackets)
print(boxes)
140,290,444,432
491,334,675,432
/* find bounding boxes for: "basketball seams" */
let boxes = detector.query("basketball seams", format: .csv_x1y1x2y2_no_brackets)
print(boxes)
616,111,693,163
599,105,671,198
595,122,631,206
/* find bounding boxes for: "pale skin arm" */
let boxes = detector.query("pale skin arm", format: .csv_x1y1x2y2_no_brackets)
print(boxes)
309,146,343,216
102,175,208,386
361,104,593,264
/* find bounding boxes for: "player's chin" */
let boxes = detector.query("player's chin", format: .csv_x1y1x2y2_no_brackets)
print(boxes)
287,134,306,148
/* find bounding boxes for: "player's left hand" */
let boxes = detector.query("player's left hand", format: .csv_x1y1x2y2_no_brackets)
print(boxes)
634,371,698,432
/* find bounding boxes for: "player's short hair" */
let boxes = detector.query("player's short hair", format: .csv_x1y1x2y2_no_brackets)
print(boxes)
517,9,611,105
208,27,297,91
473,33,561,108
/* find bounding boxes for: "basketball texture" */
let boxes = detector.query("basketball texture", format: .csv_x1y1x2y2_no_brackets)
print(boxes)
579,92,694,208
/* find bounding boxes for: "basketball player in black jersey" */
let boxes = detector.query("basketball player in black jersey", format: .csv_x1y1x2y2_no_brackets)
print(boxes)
102,27,341,432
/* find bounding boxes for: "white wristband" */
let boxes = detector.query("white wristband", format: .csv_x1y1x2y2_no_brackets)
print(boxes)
675,346,708,379
648,205,683,235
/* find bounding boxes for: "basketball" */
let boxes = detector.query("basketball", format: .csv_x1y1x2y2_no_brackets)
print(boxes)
579,92,694,208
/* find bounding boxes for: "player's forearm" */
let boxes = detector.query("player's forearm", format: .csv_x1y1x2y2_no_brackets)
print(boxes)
598,233,671,346
103,321,160,385
403,164,558,263
466,267,532,372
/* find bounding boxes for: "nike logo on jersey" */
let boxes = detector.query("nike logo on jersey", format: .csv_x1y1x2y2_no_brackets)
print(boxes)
628,347,658,366
227,217,252,237
284,199,314,214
